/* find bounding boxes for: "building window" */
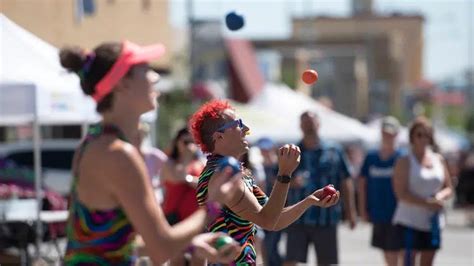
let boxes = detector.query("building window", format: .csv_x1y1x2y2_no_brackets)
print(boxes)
83,0,96,15
142,0,151,11
75,0,96,23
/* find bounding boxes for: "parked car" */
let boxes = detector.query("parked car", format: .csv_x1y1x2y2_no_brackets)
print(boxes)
0,139,79,195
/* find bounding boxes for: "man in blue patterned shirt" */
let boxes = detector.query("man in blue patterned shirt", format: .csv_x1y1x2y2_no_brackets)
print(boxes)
284,111,357,266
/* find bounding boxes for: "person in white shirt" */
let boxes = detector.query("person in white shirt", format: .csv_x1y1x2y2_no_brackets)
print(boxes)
392,116,453,266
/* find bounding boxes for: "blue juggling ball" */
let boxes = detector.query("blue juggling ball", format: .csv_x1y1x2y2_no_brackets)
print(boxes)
225,11,244,31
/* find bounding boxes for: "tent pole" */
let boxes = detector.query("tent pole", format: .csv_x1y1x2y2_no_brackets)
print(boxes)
81,122,88,138
33,116,43,258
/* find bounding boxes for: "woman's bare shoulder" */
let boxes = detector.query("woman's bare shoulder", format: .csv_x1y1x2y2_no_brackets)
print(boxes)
81,136,143,177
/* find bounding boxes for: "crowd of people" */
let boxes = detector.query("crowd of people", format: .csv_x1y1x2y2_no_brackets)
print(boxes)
57,39,469,266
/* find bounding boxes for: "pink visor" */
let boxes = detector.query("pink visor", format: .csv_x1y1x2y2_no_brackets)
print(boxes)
93,40,166,103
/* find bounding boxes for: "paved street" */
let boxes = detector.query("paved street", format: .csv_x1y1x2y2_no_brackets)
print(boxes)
277,209,474,266
1,210,472,265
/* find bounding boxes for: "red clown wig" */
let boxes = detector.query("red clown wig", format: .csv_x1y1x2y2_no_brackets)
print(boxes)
189,100,233,153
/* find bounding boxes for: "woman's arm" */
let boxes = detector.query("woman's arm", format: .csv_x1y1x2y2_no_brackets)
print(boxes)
435,155,454,201
392,157,443,211
106,143,208,265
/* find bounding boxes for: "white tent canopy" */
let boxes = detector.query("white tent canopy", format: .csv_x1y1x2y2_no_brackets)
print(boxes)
0,13,101,252
232,84,375,144
0,15,89,255
233,84,468,154
0,13,157,137
0,14,100,125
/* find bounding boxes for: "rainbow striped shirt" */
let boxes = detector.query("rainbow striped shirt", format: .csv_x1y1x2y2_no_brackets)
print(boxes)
196,154,268,265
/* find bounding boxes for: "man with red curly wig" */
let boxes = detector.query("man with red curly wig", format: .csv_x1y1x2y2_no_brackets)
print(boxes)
189,100,341,265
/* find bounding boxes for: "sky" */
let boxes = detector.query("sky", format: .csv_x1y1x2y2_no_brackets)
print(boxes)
170,0,474,82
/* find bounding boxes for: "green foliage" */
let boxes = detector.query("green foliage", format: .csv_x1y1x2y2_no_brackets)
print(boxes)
281,61,296,89
466,110,474,133
410,103,467,132
444,106,467,131
155,89,195,150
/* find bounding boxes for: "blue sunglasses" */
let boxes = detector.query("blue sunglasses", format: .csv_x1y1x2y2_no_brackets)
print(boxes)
216,119,245,133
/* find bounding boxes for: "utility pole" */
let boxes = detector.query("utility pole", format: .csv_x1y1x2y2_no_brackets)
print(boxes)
187,0,195,88
468,0,473,107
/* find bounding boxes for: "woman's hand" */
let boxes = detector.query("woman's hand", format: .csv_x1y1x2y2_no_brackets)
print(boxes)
191,232,240,263
305,187,340,208
425,198,444,211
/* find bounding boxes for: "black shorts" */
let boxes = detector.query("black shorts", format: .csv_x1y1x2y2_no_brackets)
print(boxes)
396,224,441,251
285,224,338,264
371,223,403,251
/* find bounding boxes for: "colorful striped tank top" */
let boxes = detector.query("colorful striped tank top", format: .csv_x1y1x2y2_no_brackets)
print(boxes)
64,124,136,265
196,154,268,265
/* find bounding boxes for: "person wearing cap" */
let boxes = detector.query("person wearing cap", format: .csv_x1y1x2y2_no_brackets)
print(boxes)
358,116,404,266
59,41,241,265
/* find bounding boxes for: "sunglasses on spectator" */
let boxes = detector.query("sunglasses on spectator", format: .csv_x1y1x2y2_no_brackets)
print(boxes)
182,139,194,145
415,132,430,139
216,119,245,133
